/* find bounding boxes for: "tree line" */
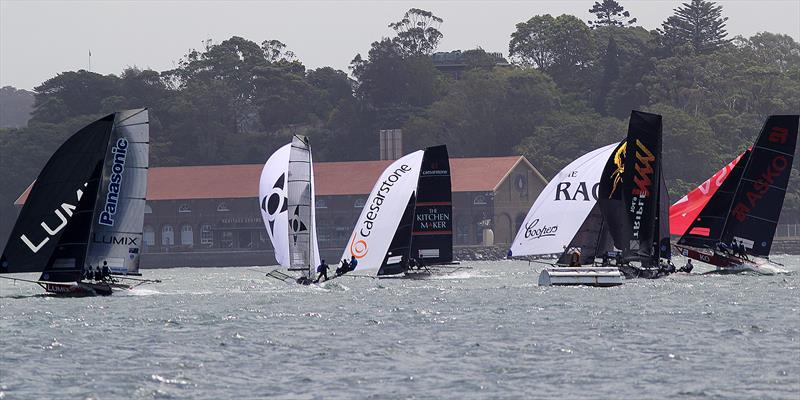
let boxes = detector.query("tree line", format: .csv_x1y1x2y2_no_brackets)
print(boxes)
1,0,799,236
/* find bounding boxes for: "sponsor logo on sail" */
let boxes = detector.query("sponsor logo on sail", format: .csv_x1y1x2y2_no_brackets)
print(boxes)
261,174,288,237
19,184,86,253
630,139,656,242
91,233,139,246
349,164,414,259
731,126,791,222
523,218,558,240
555,181,600,201
99,138,129,226
608,142,627,197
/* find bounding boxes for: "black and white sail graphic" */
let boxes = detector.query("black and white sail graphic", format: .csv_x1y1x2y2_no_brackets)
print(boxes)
410,145,453,264
287,135,319,276
678,115,798,256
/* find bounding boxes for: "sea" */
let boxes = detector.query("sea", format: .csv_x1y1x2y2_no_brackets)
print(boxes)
1,255,798,400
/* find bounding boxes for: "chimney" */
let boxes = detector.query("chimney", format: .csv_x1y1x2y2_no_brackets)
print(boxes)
379,129,403,160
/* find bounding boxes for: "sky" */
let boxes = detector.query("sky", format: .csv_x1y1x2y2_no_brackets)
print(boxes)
1,0,799,90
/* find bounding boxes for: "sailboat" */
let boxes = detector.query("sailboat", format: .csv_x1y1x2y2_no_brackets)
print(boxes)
509,143,623,286
598,110,673,279
260,135,321,284
0,109,158,296
672,115,798,275
339,145,455,279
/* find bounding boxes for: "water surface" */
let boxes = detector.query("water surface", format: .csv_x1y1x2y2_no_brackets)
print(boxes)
1,256,798,399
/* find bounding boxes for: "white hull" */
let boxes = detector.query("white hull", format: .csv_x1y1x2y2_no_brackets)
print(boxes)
538,267,624,287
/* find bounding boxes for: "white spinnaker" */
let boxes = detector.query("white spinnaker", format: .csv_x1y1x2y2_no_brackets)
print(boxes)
509,143,618,257
342,151,424,274
259,144,291,267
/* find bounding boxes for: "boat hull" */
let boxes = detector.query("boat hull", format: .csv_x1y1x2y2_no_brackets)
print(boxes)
538,267,623,287
676,245,788,275
38,281,116,296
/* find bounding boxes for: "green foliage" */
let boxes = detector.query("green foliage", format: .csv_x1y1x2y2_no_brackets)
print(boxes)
509,14,595,76
588,0,637,28
0,86,34,128
660,0,730,54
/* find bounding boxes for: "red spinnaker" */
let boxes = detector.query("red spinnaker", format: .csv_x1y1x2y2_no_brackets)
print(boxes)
668,151,746,236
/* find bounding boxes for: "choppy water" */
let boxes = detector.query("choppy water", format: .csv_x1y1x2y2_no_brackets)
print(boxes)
1,255,799,399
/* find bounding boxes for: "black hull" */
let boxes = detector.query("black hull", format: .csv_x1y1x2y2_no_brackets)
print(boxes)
38,281,118,297
617,264,671,280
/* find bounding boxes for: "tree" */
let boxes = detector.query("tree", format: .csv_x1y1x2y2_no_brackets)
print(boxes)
509,14,595,74
588,0,637,28
388,8,444,56
660,0,730,54
0,86,34,128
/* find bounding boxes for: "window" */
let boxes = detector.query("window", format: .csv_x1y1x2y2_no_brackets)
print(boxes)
178,203,191,213
354,198,366,208
144,204,153,214
473,195,487,205
180,224,193,246
217,202,230,212
221,231,234,248
200,224,213,246
143,225,155,246
161,224,174,246
315,199,328,209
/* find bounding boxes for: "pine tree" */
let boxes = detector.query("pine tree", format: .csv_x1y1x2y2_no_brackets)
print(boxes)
588,0,637,28
660,0,730,54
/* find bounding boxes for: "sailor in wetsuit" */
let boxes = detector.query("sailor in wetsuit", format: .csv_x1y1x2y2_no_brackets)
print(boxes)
336,259,350,276
349,256,358,272
679,259,694,273
314,260,329,283
737,241,749,260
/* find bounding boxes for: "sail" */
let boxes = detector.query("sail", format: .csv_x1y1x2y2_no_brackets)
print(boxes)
509,143,618,257
669,152,746,236
1,113,115,279
259,143,291,267
342,150,424,275
679,115,798,257
600,111,663,261
677,151,751,251
410,145,453,264
84,109,149,276
287,135,320,276
379,193,417,276
555,203,613,265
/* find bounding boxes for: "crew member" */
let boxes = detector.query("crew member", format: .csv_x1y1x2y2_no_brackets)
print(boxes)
102,261,110,280
336,259,350,276
716,241,729,255
409,257,418,270
349,256,358,272
315,259,329,283
679,259,694,273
